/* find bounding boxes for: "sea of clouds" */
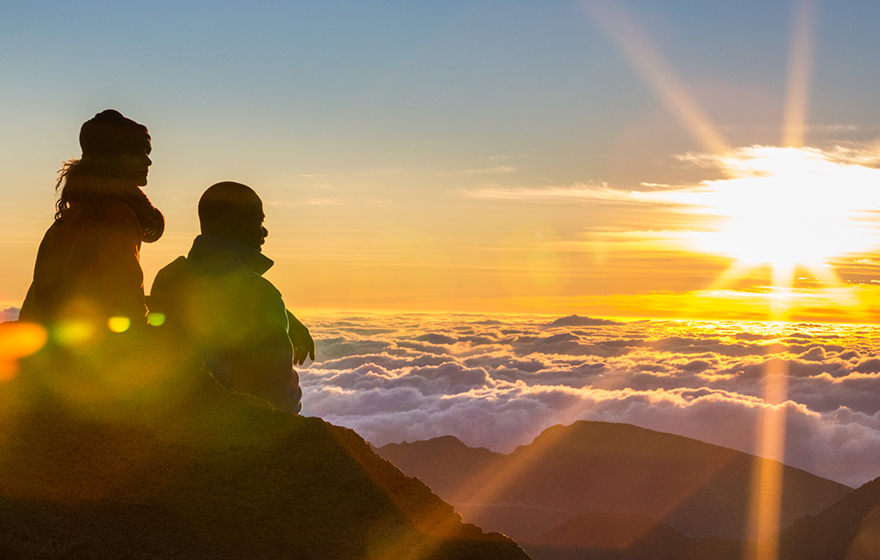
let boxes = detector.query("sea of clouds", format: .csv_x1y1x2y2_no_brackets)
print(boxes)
300,313,880,487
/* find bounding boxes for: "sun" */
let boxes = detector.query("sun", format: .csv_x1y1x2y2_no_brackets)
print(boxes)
667,146,880,287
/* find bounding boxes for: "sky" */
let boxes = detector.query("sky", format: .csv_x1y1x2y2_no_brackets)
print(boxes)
4,0,880,319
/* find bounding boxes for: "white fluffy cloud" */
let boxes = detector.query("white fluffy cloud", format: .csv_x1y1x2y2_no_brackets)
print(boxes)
300,314,880,486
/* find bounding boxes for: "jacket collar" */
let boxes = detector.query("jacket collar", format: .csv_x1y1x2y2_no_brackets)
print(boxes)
187,234,274,276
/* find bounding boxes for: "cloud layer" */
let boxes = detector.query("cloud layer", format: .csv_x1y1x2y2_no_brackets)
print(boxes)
300,313,880,487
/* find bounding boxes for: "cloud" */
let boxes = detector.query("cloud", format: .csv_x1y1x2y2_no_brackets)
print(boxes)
459,166,516,174
300,313,880,487
0,307,20,322
307,198,341,206
459,182,624,202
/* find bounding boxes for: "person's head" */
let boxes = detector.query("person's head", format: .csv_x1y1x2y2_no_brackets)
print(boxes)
198,182,268,251
78,109,152,186
55,110,160,232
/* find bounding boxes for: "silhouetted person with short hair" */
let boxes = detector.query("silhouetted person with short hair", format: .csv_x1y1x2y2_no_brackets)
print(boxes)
150,182,312,414
20,109,163,328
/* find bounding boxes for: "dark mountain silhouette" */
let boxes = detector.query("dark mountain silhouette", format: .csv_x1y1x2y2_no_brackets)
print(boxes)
376,421,851,546
0,337,529,560
375,435,505,492
776,475,880,560
546,315,624,327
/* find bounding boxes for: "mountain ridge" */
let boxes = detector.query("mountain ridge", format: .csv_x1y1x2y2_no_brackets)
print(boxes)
376,420,852,544
777,475,880,560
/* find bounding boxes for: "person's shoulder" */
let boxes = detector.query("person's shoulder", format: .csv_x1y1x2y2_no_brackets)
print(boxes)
232,265,280,294
241,270,284,307
99,200,141,233
102,200,139,221
157,255,189,273
153,256,191,287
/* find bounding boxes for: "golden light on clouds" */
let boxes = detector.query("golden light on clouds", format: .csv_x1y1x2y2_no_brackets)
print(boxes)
662,146,880,292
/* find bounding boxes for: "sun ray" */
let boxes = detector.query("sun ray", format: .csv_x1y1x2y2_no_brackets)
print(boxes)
782,0,818,148
583,0,729,155
745,358,790,560
747,3,817,557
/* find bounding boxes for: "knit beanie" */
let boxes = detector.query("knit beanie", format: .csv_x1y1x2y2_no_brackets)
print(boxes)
77,110,163,242
79,109,151,159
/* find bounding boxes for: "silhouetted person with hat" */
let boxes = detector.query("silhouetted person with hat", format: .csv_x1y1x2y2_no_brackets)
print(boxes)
20,109,163,330
150,182,312,413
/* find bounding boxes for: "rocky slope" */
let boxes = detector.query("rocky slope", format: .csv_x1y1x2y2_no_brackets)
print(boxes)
0,333,529,560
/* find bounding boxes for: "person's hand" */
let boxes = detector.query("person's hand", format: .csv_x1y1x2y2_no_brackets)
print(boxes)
287,310,315,365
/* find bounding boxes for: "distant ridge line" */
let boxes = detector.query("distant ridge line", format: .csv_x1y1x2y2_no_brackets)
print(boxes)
376,420,852,544
546,315,625,327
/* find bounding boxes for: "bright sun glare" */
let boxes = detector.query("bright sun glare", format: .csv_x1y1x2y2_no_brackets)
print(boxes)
666,146,880,285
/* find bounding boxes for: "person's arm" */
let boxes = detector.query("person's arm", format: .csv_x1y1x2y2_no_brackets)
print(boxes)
238,328,302,413
287,310,315,365
227,282,303,413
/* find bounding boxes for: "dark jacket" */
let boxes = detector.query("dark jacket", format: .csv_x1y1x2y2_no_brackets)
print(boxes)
150,234,302,413
20,200,147,326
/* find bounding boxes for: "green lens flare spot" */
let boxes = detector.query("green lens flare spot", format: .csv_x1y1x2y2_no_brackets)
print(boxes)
147,312,166,326
53,320,96,346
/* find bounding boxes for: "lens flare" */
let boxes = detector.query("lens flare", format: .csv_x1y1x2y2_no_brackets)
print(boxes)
0,321,48,381
52,320,97,346
108,316,131,333
584,0,728,155
746,358,790,560
147,312,166,326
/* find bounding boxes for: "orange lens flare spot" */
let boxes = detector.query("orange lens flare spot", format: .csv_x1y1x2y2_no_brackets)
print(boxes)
0,321,49,360
0,322,49,381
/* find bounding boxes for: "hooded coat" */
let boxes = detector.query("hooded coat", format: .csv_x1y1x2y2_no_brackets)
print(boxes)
19,200,148,327
150,234,302,413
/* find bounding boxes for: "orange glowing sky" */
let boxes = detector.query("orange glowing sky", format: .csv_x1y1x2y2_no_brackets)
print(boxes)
4,1,880,322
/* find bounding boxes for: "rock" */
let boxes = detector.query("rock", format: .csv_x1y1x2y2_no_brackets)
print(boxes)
0,333,529,560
